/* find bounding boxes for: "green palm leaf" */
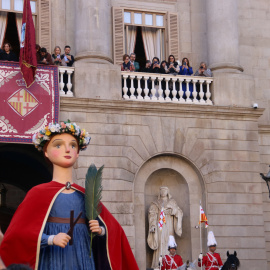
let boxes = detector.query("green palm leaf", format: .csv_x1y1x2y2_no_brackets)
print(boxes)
85,164,103,257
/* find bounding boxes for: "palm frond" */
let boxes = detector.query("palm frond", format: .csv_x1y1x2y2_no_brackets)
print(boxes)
85,163,104,256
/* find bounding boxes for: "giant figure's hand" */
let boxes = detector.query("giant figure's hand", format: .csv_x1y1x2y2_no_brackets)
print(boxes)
53,233,71,248
89,220,102,235
0,228,4,246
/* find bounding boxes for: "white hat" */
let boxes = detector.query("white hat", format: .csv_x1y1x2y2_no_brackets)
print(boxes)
207,231,217,247
168,235,177,250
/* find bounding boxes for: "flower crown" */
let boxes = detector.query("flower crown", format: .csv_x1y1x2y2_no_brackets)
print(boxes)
32,120,91,151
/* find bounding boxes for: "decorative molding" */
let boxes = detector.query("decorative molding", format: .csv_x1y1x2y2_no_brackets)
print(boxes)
258,125,270,134
60,97,264,121
74,53,113,64
209,63,244,72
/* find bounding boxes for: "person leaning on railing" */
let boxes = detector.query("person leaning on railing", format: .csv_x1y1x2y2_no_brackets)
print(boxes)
194,62,212,77
39,47,53,65
150,57,161,73
0,43,18,62
52,46,63,66
179,57,194,99
142,60,151,72
165,55,180,75
121,54,135,72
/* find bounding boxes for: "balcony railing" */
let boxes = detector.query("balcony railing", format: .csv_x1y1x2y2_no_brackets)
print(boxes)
59,66,75,97
121,72,213,105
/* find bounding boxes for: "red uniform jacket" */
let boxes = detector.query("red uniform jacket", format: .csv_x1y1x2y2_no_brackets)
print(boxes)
161,254,183,270
0,181,139,270
198,252,223,270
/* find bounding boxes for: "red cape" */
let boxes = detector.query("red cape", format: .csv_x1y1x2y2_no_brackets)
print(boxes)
0,181,139,270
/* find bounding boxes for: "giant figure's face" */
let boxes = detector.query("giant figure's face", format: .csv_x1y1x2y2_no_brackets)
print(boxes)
169,248,176,255
45,133,79,168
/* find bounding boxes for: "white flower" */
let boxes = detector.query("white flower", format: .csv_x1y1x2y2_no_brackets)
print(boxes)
50,126,56,132
43,135,50,140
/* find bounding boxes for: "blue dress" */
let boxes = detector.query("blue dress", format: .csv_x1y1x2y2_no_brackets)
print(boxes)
39,191,95,270
179,66,194,98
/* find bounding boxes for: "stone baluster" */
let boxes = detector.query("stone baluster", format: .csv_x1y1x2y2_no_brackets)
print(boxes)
171,78,178,102
205,80,213,105
151,76,157,101
192,78,199,104
178,79,185,103
59,68,65,96
164,77,171,101
136,75,143,100
158,77,164,101
66,69,74,97
185,78,192,103
122,74,129,99
129,75,136,100
199,79,205,104
143,76,150,100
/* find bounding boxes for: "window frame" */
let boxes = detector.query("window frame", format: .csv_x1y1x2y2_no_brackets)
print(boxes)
123,9,166,29
0,0,38,15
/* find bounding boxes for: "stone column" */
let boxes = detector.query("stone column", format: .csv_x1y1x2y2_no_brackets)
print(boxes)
73,0,121,99
206,0,243,72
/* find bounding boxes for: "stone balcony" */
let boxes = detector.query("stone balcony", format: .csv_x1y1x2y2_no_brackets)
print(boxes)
59,67,214,105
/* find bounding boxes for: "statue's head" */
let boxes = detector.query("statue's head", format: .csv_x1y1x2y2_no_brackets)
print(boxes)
158,186,172,199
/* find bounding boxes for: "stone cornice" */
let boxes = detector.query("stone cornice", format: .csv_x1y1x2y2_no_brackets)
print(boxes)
258,125,270,134
60,97,264,121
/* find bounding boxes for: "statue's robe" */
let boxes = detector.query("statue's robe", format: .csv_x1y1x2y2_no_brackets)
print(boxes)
147,198,183,269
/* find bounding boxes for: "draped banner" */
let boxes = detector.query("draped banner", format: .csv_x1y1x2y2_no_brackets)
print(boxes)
0,61,59,144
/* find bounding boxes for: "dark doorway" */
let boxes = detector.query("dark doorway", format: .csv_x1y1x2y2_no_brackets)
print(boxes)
134,26,146,71
0,143,52,232
3,12,20,58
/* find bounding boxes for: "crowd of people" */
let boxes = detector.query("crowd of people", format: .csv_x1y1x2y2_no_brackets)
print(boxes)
121,53,213,77
121,53,213,100
0,43,74,67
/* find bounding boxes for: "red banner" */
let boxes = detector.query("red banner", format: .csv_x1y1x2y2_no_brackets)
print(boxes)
0,61,59,144
19,0,37,88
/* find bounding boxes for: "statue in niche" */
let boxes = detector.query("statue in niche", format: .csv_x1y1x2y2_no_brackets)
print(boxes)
147,186,183,269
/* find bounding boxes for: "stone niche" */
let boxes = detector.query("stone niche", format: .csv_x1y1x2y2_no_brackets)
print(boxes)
134,154,205,270
145,168,191,268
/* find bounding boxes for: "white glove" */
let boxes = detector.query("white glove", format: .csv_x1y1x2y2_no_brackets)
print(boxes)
199,253,203,260
159,255,163,263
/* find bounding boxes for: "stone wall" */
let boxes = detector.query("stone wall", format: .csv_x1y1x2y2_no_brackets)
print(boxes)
259,127,270,269
60,97,268,269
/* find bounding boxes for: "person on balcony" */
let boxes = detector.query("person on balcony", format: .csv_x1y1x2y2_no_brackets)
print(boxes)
52,46,62,66
179,57,194,99
0,43,18,62
160,61,167,74
36,44,41,63
166,55,179,75
61,45,74,67
179,58,193,76
194,62,212,77
121,54,135,72
39,47,53,65
130,53,140,71
150,57,161,73
142,60,152,72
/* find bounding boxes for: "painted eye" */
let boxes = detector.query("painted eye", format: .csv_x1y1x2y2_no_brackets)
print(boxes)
56,144,61,148
71,144,76,149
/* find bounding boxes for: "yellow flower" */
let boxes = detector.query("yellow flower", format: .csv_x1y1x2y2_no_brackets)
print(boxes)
45,130,51,136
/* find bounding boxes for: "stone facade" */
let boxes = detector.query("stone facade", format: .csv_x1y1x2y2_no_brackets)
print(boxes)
51,0,270,269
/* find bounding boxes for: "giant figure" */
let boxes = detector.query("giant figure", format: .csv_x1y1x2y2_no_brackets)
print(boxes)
147,186,183,269
0,120,139,270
